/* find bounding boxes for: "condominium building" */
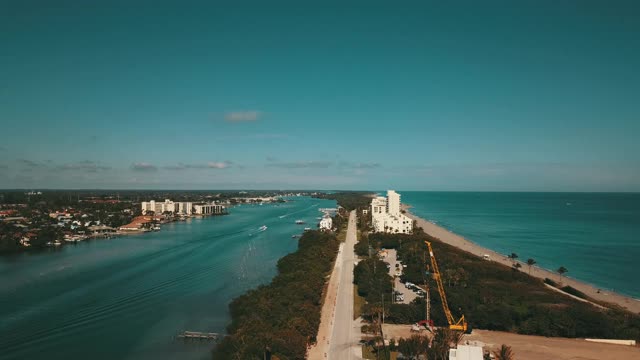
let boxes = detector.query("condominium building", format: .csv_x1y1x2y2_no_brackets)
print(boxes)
141,199,193,215
371,190,413,234
193,203,225,215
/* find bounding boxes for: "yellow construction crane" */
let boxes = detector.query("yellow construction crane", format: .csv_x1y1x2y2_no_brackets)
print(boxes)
425,240,468,332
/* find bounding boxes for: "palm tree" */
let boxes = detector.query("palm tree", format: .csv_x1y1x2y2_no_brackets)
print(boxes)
557,266,568,284
512,263,522,272
493,344,515,360
526,258,536,275
427,328,464,360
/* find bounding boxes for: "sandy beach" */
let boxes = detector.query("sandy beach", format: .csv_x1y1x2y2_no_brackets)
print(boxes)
403,205,640,314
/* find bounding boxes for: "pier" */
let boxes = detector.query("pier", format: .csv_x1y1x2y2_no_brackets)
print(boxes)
177,331,221,341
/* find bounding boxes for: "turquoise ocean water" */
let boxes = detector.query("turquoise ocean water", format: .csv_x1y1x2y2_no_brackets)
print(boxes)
400,192,640,299
0,196,335,360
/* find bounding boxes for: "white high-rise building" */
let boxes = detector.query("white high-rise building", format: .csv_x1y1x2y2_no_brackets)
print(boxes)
141,199,193,215
387,190,401,216
371,190,413,234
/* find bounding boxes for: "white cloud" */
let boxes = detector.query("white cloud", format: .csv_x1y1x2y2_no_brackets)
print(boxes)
266,161,332,169
224,111,262,122
131,162,158,171
208,161,232,169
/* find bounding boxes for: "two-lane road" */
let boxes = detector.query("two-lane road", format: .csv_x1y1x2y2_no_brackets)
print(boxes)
308,210,361,360
328,211,362,359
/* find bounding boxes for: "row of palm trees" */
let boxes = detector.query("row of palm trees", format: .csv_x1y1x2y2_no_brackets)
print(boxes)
507,253,568,282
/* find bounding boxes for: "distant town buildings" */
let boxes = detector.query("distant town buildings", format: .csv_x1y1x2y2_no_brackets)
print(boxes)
371,190,413,234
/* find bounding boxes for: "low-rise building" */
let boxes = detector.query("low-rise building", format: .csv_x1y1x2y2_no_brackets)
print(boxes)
448,345,483,360
319,216,333,231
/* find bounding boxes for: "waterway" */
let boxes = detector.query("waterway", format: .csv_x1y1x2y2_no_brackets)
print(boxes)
0,196,335,360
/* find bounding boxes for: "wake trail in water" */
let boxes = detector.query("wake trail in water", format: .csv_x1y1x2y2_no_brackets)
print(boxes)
0,230,251,351
278,203,318,219
0,258,228,352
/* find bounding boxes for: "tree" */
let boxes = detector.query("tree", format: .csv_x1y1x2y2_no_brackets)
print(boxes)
508,253,518,262
492,344,515,360
526,258,536,275
557,266,568,284
397,335,428,359
426,328,464,360
512,263,522,272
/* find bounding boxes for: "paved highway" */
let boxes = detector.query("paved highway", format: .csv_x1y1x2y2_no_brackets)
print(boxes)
328,210,362,359
308,210,362,360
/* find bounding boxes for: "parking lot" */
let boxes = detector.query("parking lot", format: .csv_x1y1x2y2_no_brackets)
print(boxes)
383,249,418,304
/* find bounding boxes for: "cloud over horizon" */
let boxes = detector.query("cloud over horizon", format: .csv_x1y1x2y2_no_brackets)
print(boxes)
163,161,234,170
224,111,262,122
266,161,332,169
18,159,46,168
131,162,158,172
56,160,111,172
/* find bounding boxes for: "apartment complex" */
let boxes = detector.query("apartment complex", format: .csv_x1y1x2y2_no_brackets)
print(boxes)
193,203,225,215
141,199,225,216
142,200,193,215
371,190,413,234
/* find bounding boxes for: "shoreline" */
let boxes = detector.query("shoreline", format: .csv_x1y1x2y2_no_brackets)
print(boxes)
402,204,640,314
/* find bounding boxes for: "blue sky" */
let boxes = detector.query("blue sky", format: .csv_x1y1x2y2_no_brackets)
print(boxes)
1,1,639,190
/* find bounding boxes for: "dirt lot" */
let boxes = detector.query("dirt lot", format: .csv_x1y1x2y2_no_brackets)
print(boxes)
382,324,639,360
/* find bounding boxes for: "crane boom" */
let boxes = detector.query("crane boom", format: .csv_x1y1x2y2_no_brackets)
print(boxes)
425,240,467,332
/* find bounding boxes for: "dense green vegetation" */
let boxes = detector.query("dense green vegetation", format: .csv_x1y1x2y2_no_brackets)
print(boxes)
212,230,340,359
357,229,640,340
313,192,373,211
354,257,393,304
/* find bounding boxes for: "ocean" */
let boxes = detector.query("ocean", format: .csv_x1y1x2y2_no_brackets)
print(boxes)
400,192,640,299
0,196,336,360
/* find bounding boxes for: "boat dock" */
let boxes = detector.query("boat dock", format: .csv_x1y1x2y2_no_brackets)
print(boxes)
177,331,221,341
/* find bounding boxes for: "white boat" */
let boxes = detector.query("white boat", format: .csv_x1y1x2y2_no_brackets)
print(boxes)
295,220,305,224
153,225,161,231
304,227,311,231
259,225,267,232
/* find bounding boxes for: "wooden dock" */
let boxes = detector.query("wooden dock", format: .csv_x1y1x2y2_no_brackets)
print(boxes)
177,331,221,341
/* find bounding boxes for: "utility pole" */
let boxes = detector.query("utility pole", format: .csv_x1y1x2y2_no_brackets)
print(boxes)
426,286,431,325
382,294,385,325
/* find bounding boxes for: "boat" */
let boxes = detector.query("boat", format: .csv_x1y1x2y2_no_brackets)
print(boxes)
295,220,305,224
153,225,161,231
259,225,267,232
291,235,299,238
304,227,311,231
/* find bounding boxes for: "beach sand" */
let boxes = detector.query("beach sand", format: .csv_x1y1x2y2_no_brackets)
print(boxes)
403,205,640,314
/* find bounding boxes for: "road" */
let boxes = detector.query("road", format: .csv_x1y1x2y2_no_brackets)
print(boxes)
308,210,361,360
328,210,362,359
